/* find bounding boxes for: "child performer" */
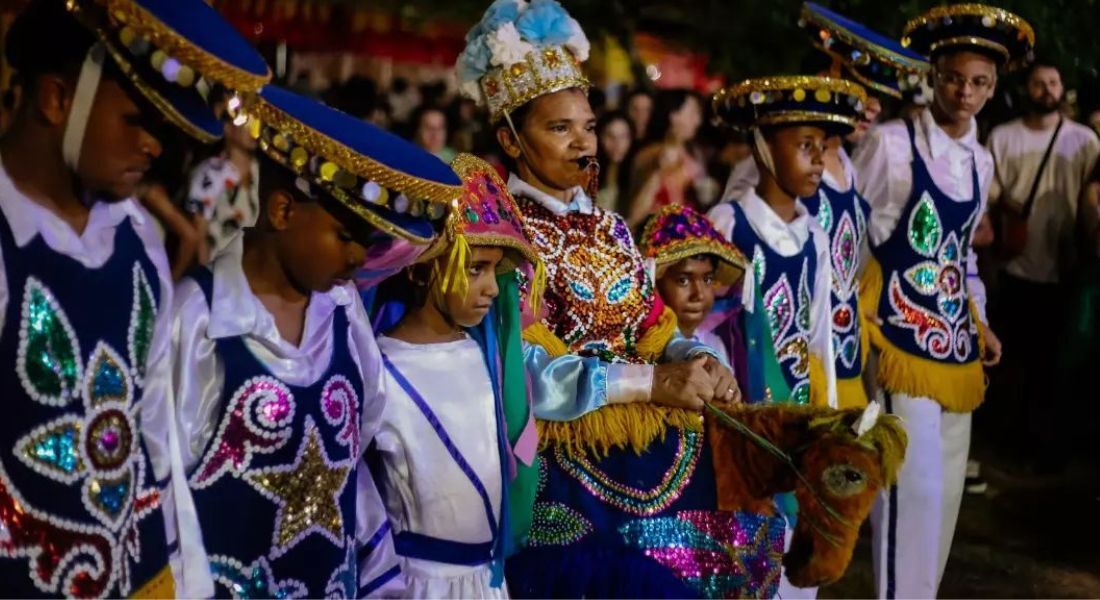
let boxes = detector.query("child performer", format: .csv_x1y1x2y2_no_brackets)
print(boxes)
796,2,933,408
0,0,267,596
709,76,869,409
369,153,543,598
169,85,461,598
852,5,1027,597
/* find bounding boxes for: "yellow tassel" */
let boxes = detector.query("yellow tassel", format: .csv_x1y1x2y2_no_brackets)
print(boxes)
808,353,829,408
859,259,986,412
835,376,869,409
523,305,689,456
440,234,471,299
527,260,547,318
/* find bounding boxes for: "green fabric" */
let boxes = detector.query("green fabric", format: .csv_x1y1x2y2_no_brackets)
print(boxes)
496,272,539,552
749,281,793,404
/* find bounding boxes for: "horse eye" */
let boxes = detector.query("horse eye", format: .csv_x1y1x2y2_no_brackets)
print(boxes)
821,464,868,498
845,469,863,483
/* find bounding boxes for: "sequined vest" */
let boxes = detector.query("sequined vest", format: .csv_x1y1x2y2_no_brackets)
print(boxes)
516,196,655,364
0,207,169,598
729,202,818,405
870,119,980,365
186,270,364,598
802,179,870,381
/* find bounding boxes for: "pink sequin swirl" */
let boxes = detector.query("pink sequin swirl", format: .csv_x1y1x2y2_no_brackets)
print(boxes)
320,376,360,455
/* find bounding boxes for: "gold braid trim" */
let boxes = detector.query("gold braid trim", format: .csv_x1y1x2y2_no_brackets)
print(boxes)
527,306,703,457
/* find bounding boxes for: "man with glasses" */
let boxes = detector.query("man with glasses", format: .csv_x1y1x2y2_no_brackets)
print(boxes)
851,5,1033,598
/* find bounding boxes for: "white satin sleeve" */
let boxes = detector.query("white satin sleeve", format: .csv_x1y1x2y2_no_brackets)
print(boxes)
853,121,910,247
810,226,838,408
134,216,215,598
347,292,403,598
171,277,227,473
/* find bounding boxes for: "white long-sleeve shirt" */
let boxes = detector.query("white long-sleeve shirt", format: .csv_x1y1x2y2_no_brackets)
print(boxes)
167,233,403,597
708,188,838,408
851,107,993,323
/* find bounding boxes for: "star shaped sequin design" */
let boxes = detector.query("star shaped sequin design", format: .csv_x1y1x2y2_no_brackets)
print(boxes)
244,420,352,557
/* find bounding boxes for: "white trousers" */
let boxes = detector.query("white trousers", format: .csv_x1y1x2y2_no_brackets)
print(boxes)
776,523,817,600
870,392,971,599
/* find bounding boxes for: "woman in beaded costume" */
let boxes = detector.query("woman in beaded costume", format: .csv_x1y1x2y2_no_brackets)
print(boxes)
453,2,810,598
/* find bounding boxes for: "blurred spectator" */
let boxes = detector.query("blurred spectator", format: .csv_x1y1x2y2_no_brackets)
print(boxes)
594,110,634,212
847,94,883,148
388,76,421,124
137,130,201,280
624,88,654,142
624,89,714,227
186,95,260,263
448,97,485,154
410,104,457,164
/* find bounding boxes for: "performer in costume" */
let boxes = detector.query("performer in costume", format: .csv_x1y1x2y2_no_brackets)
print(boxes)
369,154,542,598
169,86,461,598
794,2,932,408
638,204,749,381
454,2,800,598
850,5,1028,597
0,1,268,597
709,76,867,409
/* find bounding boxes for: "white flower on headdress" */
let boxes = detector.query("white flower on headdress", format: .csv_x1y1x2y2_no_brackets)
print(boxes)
565,22,590,62
487,23,536,68
460,80,485,106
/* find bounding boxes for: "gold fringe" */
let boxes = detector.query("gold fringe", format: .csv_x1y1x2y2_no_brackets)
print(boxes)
859,259,985,412
525,306,694,456
528,260,547,318
808,353,830,408
836,376,869,409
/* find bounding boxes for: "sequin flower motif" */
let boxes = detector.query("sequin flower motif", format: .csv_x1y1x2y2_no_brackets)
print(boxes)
888,193,976,361
758,248,813,404
816,190,867,371
209,554,307,599
6,266,161,598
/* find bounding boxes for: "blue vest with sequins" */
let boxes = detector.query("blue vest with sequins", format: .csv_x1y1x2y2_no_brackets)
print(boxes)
870,119,981,365
0,206,169,598
729,201,819,406
802,180,870,381
186,270,364,598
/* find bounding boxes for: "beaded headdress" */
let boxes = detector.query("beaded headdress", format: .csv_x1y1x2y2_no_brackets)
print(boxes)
713,75,868,136
67,0,271,143
902,4,1034,71
420,154,546,309
800,3,930,99
639,204,749,287
232,86,462,243
456,0,591,123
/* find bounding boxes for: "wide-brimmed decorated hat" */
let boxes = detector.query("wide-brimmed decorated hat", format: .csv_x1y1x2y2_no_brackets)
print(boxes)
800,2,929,98
902,3,1034,71
67,0,271,143
639,204,748,287
456,0,591,123
233,85,462,244
713,75,867,136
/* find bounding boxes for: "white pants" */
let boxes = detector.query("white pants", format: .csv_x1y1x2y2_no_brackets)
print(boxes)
870,392,970,599
776,516,817,599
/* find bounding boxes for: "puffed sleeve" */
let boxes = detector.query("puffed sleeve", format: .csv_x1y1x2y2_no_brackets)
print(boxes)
809,226,838,409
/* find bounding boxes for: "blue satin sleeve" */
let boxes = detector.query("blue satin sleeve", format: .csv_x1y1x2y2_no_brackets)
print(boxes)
663,330,727,367
523,342,609,422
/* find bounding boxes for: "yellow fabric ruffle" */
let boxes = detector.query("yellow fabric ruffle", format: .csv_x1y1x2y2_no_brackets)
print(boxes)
808,353,829,408
525,306,702,456
836,376,869,409
859,259,985,412
129,565,175,599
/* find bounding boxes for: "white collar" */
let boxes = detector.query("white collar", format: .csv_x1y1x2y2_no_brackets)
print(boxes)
821,146,855,192
741,187,812,247
206,232,351,340
919,107,979,162
507,173,593,215
0,153,144,248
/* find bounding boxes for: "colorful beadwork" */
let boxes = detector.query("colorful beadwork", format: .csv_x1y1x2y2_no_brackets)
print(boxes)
762,255,812,404
324,539,358,599
84,342,132,408
15,417,84,483
815,190,834,232
127,263,156,385
17,277,83,406
209,555,307,599
190,376,295,488
527,502,594,547
618,510,785,599
320,376,360,456
552,429,702,516
244,420,352,557
907,193,942,258
518,197,654,362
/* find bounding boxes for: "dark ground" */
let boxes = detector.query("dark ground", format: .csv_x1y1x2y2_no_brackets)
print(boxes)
819,448,1100,598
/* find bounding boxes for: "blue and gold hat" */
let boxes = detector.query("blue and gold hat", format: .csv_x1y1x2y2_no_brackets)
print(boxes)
234,86,463,244
68,0,271,142
800,3,929,99
713,75,867,136
902,4,1034,71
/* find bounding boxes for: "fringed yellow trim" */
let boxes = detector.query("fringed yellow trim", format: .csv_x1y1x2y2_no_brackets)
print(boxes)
524,305,688,456
528,260,547,319
538,405,703,457
808,354,830,408
836,376,869,409
859,259,985,412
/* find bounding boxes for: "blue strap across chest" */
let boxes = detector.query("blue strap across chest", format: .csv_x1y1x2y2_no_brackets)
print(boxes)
381,353,497,566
